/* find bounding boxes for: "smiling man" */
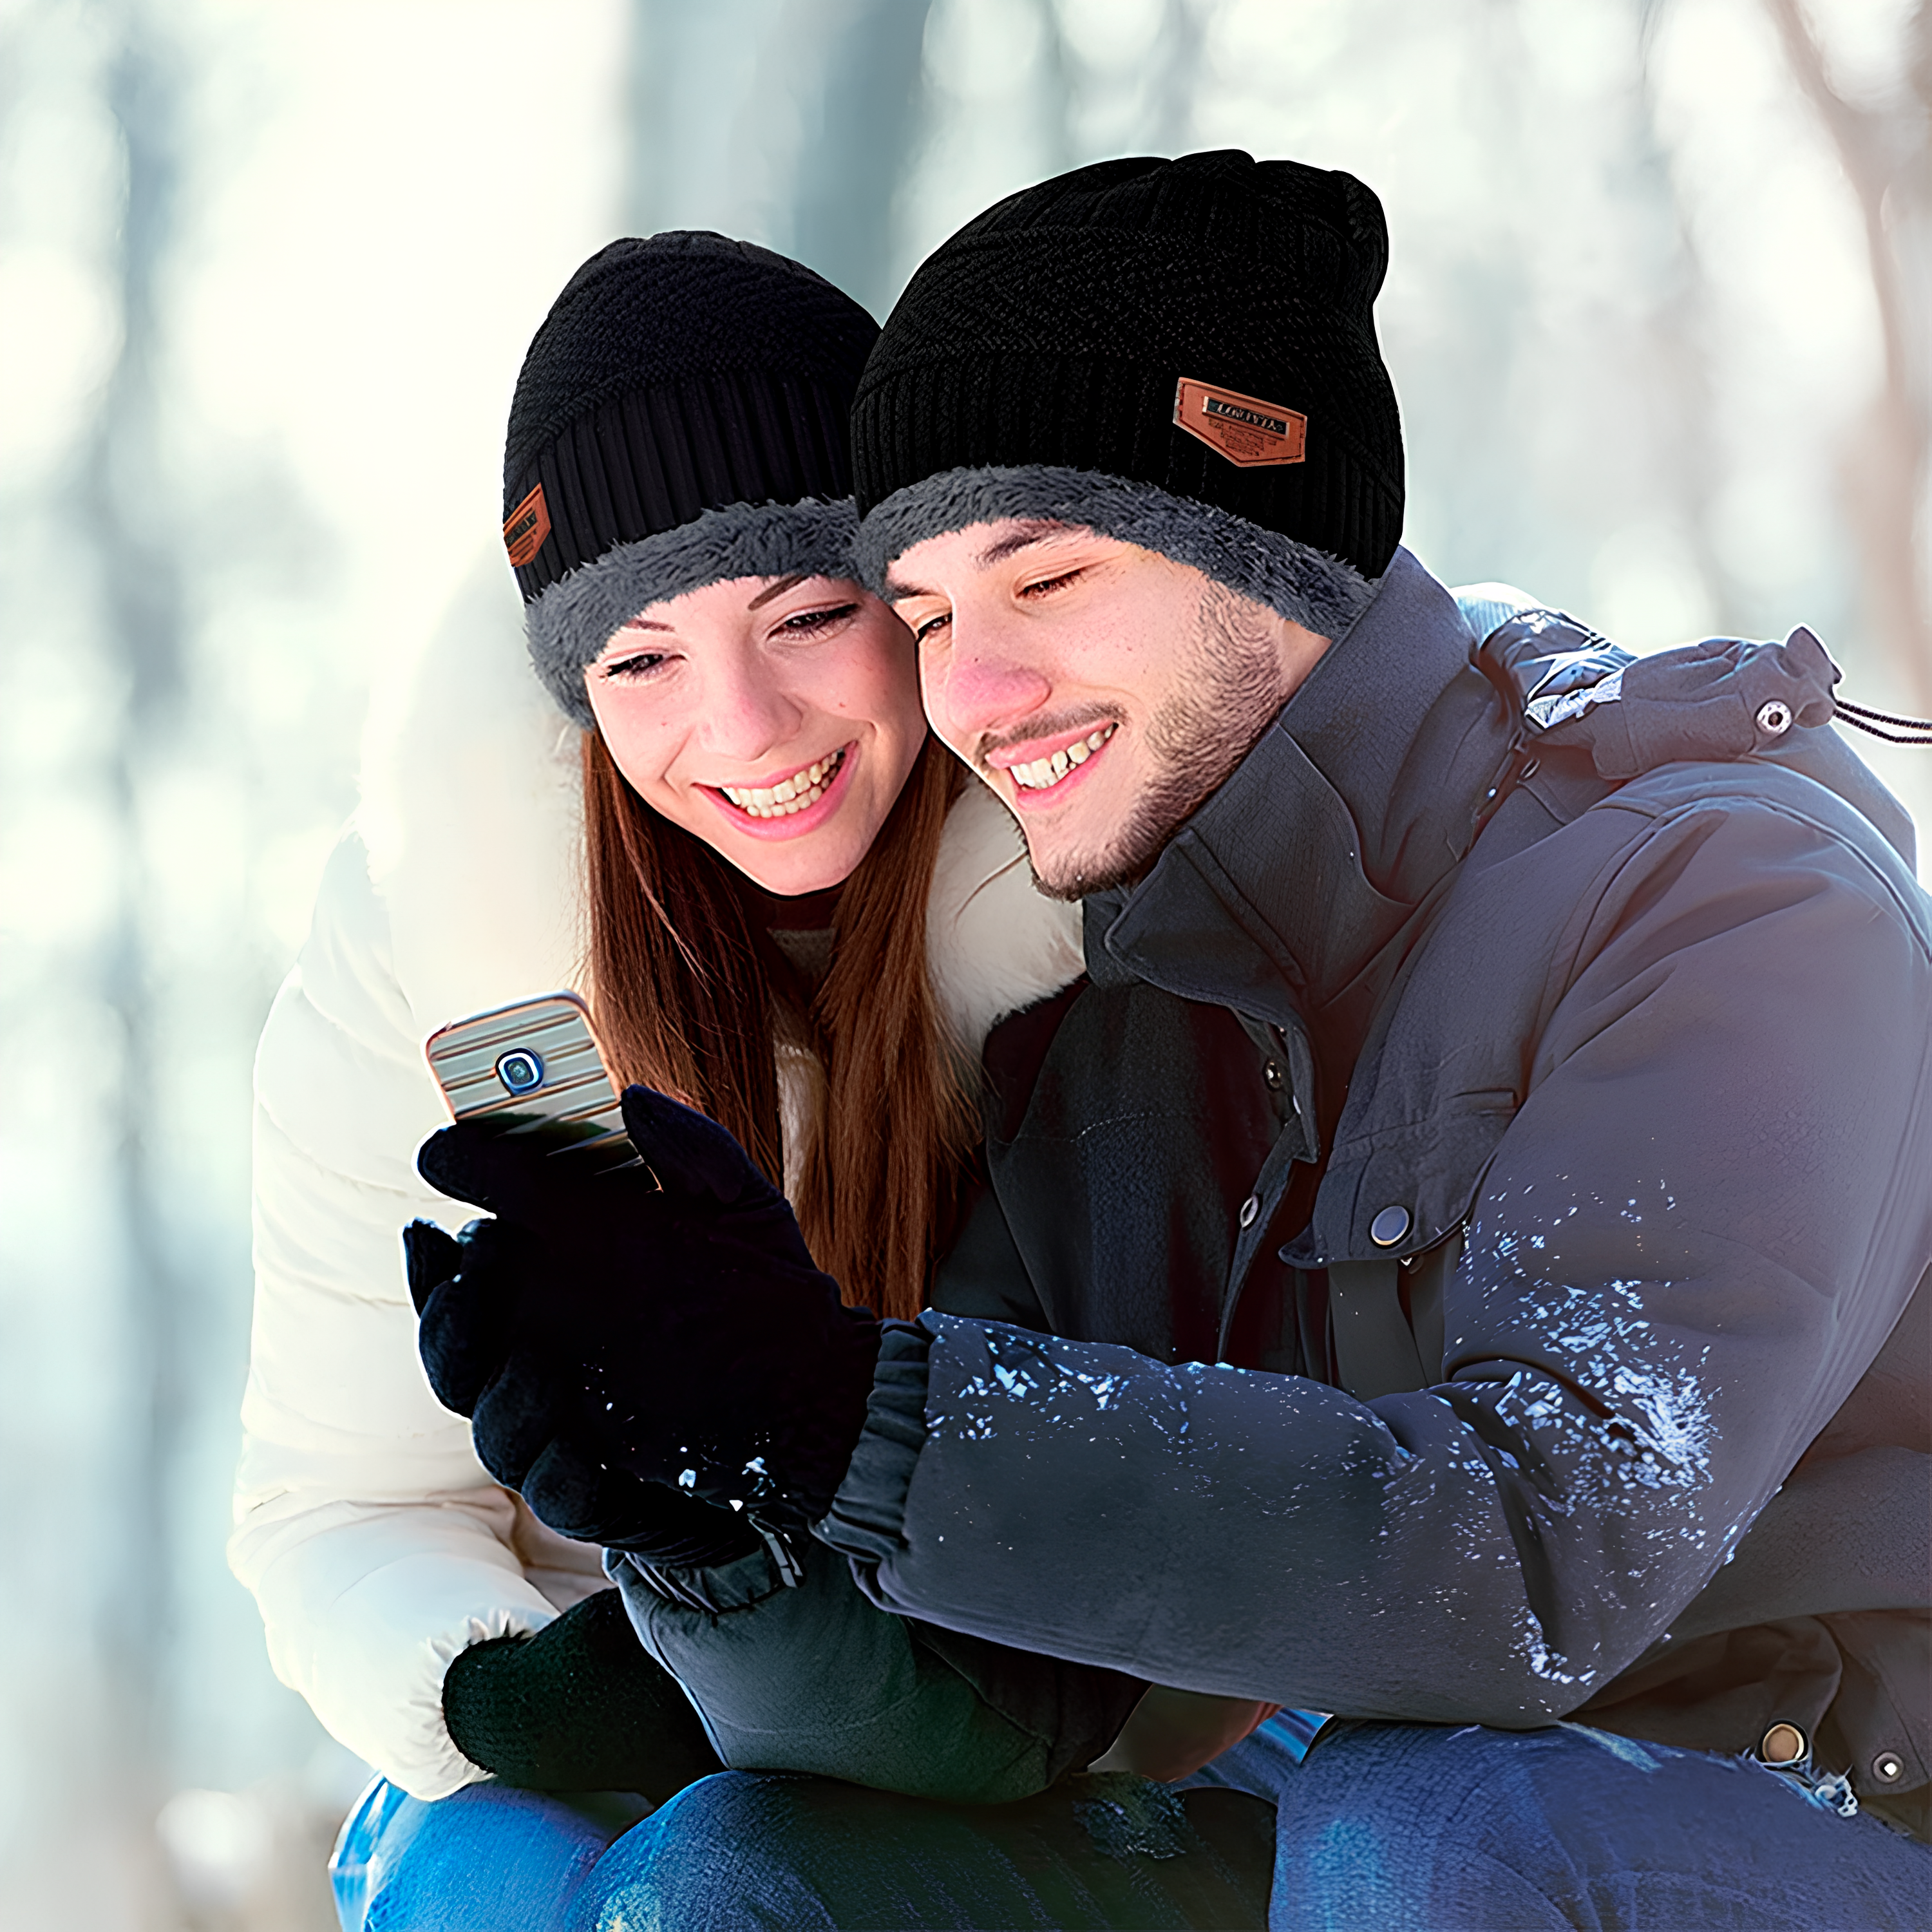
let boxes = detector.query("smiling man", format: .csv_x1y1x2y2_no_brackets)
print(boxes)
803,149,1931,1924
887,527,1331,897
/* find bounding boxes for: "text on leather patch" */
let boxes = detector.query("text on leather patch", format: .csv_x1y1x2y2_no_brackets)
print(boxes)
1173,377,1307,468
504,483,551,566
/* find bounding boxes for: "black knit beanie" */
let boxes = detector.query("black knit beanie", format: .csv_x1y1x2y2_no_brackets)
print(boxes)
851,151,1403,636
504,233,879,727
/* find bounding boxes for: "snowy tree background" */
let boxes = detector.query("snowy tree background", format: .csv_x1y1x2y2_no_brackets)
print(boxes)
0,0,1925,1923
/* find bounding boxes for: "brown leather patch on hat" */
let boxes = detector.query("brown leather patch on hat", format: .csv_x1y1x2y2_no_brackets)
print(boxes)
1173,378,1307,468
503,483,551,567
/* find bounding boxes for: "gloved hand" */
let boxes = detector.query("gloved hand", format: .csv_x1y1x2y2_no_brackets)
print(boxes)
408,1085,882,1535
404,1214,761,1564
440,1587,724,1795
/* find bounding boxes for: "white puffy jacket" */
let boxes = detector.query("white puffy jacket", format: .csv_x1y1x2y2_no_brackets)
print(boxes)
229,569,1084,1800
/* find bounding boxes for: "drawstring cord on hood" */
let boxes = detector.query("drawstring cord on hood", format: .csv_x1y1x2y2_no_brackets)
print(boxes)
1833,697,1932,745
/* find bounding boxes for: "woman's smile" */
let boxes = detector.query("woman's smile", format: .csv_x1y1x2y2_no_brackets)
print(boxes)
705,741,857,838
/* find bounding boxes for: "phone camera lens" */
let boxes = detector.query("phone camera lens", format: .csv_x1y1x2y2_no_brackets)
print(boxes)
496,1050,544,1096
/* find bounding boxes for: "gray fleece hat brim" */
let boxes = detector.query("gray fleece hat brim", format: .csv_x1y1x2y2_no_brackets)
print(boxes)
526,496,859,728
853,466,1377,640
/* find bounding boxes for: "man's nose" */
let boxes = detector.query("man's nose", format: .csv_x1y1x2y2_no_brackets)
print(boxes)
923,615,1054,749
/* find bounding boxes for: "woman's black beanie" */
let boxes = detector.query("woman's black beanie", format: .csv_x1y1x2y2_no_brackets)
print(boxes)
504,233,878,726
851,151,1405,605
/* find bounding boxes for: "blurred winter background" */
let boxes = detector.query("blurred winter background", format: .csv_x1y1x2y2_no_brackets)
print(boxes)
0,0,1926,1923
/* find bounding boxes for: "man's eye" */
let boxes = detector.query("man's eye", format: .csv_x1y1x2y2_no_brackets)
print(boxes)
777,601,859,634
600,651,666,681
913,611,952,644
1020,567,1082,599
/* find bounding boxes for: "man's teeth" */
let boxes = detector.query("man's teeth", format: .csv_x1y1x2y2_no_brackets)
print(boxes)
721,750,845,818
1008,726,1115,791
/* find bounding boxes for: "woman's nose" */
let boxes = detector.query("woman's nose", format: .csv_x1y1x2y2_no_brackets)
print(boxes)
699,654,806,763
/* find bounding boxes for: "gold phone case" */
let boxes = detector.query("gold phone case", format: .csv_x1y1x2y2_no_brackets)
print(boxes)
424,990,630,1158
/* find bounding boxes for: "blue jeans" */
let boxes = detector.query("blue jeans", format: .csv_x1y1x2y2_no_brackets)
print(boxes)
329,1777,651,1931
576,1719,1927,1930
336,1720,1928,1930
1186,1718,1930,1929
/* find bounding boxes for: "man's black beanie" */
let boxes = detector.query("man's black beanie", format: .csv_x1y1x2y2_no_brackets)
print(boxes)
852,151,1403,591
504,233,878,725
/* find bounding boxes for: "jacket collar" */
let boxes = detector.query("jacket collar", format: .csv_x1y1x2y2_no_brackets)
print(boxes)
1086,549,1517,1037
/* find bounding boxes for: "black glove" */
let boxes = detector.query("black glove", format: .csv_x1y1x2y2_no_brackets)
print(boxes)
405,1215,761,1566
410,1085,882,1533
440,1587,723,1795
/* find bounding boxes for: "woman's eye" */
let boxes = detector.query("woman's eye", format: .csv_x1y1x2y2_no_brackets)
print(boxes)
777,601,859,635
600,650,667,681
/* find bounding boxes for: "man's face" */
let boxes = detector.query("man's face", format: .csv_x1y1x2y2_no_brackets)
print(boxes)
887,521,1332,898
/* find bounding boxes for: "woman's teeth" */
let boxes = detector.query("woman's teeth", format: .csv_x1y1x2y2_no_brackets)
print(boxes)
721,749,845,819
1008,726,1115,792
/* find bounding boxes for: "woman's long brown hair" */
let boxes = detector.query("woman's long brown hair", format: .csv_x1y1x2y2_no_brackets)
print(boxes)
581,730,976,1323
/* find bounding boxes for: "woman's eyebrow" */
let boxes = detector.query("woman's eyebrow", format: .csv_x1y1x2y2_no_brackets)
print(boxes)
748,572,809,610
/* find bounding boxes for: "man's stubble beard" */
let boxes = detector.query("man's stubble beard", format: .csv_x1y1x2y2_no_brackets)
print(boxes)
1030,583,1293,902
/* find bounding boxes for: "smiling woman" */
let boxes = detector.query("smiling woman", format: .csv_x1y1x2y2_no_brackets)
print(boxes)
229,230,1086,1932
491,236,996,1320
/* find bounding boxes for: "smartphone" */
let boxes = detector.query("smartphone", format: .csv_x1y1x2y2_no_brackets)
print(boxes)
424,990,638,1167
